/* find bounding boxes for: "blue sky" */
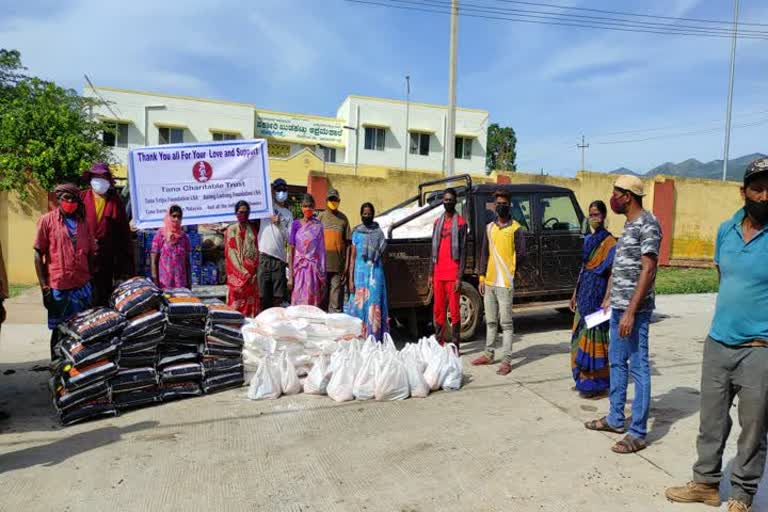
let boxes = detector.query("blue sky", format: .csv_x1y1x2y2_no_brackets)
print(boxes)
1,0,767,175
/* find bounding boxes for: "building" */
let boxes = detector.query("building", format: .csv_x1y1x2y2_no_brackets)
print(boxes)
84,86,490,176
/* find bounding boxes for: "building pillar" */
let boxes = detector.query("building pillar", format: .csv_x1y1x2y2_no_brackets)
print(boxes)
496,175,511,185
307,175,328,210
652,179,675,266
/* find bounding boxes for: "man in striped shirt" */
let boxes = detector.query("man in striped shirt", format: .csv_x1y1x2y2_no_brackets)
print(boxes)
471,189,525,376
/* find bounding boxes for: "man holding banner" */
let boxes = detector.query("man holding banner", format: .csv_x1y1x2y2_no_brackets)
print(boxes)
258,178,293,310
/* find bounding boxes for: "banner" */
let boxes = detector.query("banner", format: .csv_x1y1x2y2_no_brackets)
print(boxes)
255,111,343,147
128,139,273,229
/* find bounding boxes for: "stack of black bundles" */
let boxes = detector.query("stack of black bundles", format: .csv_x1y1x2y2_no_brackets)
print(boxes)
159,289,207,400
110,367,160,410
53,307,126,425
201,299,245,393
111,278,165,368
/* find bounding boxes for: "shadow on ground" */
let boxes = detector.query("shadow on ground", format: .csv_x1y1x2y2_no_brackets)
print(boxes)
646,386,700,444
0,359,61,435
0,421,158,473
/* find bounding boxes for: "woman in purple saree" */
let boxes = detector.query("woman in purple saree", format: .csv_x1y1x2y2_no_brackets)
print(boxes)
288,194,326,306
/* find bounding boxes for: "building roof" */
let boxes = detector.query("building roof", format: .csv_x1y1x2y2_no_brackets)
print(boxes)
344,94,488,115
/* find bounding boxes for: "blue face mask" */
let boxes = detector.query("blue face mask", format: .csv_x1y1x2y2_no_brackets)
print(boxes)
275,191,288,202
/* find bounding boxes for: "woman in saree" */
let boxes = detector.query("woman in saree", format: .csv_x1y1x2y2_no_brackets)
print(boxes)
224,200,260,317
288,194,326,306
347,203,389,340
569,200,617,399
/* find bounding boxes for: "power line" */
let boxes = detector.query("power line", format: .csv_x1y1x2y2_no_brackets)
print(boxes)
588,108,768,138
488,0,768,28
592,117,768,145
84,74,121,120
345,0,768,39
409,0,768,37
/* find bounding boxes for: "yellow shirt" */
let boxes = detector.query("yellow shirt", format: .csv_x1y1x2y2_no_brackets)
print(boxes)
93,193,106,222
481,221,521,289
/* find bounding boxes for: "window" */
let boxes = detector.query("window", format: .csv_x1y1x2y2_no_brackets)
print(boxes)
321,146,336,163
158,127,184,145
409,133,430,156
212,132,237,141
455,137,472,160
364,127,385,151
540,195,580,232
484,195,532,231
103,122,129,148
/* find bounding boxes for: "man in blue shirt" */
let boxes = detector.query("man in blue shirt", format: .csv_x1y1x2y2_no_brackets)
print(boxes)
666,157,768,512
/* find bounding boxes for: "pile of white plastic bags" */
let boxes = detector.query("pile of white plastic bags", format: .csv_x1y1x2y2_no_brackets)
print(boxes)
247,333,463,402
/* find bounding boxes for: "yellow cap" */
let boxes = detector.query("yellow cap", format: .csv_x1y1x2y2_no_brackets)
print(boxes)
613,175,645,197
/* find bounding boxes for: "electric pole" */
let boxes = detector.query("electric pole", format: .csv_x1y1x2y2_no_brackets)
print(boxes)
404,75,411,172
445,0,458,177
722,0,739,182
577,135,589,172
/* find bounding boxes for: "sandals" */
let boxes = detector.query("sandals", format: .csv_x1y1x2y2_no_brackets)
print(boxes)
612,435,647,454
584,416,625,434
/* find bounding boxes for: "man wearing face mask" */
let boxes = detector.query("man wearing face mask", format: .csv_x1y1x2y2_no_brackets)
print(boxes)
80,163,133,306
35,183,96,359
258,178,294,310
666,157,768,512
429,188,468,352
318,189,351,313
585,175,661,455
471,190,525,375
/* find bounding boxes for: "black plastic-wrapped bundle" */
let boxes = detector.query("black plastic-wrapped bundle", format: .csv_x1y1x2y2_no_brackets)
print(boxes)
199,344,242,358
164,294,208,321
60,359,118,390
160,381,202,401
53,380,111,412
109,367,158,393
59,399,117,426
121,329,165,354
202,357,243,378
165,321,205,343
202,372,244,394
118,349,157,368
121,309,166,339
60,337,120,369
160,363,203,383
113,387,160,410
111,278,162,318
206,324,244,348
157,348,200,369
204,299,245,326
60,308,126,344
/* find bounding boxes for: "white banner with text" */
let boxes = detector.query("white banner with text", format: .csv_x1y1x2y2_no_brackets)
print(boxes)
128,139,273,229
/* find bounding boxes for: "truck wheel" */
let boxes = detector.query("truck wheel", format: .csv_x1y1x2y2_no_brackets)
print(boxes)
447,282,482,341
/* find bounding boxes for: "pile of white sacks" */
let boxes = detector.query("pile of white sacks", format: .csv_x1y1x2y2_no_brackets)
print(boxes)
241,305,462,402
375,203,442,240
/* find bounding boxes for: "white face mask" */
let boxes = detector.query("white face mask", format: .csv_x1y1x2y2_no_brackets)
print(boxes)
275,191,288,203
90,178,110,195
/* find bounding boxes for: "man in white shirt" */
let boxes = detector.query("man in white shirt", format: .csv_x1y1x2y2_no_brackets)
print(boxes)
258,178,294,310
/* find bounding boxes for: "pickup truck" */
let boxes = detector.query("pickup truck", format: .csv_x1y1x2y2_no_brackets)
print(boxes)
381,174,588,340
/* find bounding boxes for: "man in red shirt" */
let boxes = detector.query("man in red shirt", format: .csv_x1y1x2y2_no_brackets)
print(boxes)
80,162,133,306
429,188,468,352
34,183,96,359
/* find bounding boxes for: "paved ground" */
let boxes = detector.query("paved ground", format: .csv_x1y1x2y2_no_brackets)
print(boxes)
0,290,765,511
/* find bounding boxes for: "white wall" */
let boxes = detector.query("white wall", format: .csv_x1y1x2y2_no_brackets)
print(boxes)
338,96,488,174
85,87,256,165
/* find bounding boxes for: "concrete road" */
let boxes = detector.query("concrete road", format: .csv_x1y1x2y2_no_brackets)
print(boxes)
0,290,765,512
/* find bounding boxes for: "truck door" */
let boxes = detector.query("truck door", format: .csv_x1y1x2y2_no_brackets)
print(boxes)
537,193,584,295
477,193,542,295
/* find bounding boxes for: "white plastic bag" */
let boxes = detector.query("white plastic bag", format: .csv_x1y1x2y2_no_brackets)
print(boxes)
382,332,397,354
247,355,282,400
353,350,379,401
401,351,430,398
424,344,448,391
255,307,288,325
325,313,363,339
303,355,331,395
327,354,356,402
442,344,463,391
280,352,302,395
286,305,327,322
375,354,410,401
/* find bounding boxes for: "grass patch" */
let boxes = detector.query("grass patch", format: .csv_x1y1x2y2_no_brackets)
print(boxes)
9,284,33,298
656,267,719,295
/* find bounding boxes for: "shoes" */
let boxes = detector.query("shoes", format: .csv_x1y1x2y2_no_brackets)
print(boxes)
664,481,720,507
727,499,751,512
496,361,512,376
470,354,493,366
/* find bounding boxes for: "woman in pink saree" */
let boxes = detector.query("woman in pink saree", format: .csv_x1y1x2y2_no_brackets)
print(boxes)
288,194,326,306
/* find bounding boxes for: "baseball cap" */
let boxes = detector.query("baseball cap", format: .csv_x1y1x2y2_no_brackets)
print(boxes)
327,188,340,200
744,156,768,185
272,178,287,188
613,175,645,197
